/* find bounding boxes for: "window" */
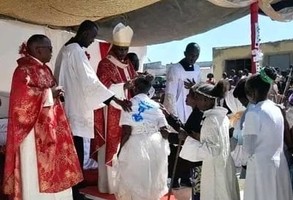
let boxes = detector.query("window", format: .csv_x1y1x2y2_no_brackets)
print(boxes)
225,58,251,75
267,53,291,71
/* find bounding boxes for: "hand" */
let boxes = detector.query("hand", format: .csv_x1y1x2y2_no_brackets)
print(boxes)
191,131,201,141
160,127,170,139
178,128,188,140
159,104,170,117
52,86,64,98
184,78,196,89
124,80,134,90
113,97,132,112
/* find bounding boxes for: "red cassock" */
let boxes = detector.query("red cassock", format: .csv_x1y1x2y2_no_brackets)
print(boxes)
3,56,83,200
93,54,136,166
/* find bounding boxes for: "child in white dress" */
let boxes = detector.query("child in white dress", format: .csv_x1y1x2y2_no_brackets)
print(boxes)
180,81,240,200
116,74,170,200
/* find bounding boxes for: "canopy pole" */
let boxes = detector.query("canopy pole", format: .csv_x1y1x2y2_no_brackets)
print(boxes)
250,1,260,74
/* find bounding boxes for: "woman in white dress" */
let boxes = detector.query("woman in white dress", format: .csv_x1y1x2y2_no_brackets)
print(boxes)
116,74,170,200
180,81,240,200
243,66,293,200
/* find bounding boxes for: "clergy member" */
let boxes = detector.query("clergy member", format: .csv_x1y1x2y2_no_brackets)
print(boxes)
163,42,201,123
163,43,201,192
55,20,131,200
93,23,137,194
3,34,83,200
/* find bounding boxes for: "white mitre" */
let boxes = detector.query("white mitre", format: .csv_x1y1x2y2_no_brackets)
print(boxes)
112,23,133,47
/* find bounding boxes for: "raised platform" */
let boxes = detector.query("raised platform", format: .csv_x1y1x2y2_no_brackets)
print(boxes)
80,186,176,200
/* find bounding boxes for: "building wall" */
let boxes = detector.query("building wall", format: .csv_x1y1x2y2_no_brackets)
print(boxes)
213,39,293,80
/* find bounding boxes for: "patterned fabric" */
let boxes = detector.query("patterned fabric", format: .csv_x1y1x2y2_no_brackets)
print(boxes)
93,53,137,166
3,56,83,200
191,166,202,194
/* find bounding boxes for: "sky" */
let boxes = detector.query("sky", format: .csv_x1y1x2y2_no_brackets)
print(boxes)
146,15,293,65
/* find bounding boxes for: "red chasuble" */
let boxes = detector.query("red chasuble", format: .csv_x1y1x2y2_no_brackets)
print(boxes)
3,56,83,200
93,53,136,166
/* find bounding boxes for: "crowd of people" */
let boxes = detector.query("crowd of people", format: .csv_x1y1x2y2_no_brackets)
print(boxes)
1,19,293,200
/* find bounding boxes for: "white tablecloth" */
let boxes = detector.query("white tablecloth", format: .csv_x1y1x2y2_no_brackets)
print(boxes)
0,118,8,146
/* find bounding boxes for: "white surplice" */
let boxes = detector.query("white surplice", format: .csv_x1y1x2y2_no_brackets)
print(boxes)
242,100,293,200
180,107,240,200
20,88,72,200
55,43,114,139
164,63,201,123
116,94,170,200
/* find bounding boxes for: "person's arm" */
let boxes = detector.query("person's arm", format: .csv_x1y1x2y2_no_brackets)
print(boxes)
117,125,132,156
163,66,179,116
160,103,183,131
160,126,170,139
242,111,259,162
103,96,132,112
192,119,222,160
189,131,201,141
70,49,114,109
118,105,134,156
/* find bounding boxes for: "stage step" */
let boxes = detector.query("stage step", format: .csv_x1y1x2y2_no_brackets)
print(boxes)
80,186,176,200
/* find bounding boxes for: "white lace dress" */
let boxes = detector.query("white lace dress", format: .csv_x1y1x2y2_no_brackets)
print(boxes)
116,93,170,200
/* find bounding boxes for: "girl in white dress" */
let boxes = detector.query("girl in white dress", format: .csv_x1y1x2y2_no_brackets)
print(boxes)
116,74,170,200
180,81,240,200
243,66,293,200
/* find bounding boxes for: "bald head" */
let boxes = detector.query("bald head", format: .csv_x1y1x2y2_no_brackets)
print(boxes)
27,34,52,64
184,42,200,65
27,35,49,51
185,42,200,53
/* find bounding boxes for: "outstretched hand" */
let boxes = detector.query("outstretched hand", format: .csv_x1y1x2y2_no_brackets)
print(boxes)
113,97,132,112
184,78,196,89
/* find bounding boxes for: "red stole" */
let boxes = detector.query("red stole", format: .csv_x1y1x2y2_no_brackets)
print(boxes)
3,57,83,200
93,54,136,166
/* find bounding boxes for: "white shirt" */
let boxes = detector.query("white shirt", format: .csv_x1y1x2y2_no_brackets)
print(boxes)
55,43,114,138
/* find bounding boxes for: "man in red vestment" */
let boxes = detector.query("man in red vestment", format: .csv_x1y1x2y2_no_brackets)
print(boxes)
3,34,83,200
93,23,137,194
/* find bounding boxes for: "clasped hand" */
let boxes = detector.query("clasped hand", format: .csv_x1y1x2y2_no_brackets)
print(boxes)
52,86,64,99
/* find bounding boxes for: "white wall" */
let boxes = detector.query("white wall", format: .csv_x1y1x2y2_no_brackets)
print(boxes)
0,19,146,117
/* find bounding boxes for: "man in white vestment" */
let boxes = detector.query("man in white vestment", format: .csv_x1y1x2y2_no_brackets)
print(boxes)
163,43,201,195
55,20,131,200
164,42,201,123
